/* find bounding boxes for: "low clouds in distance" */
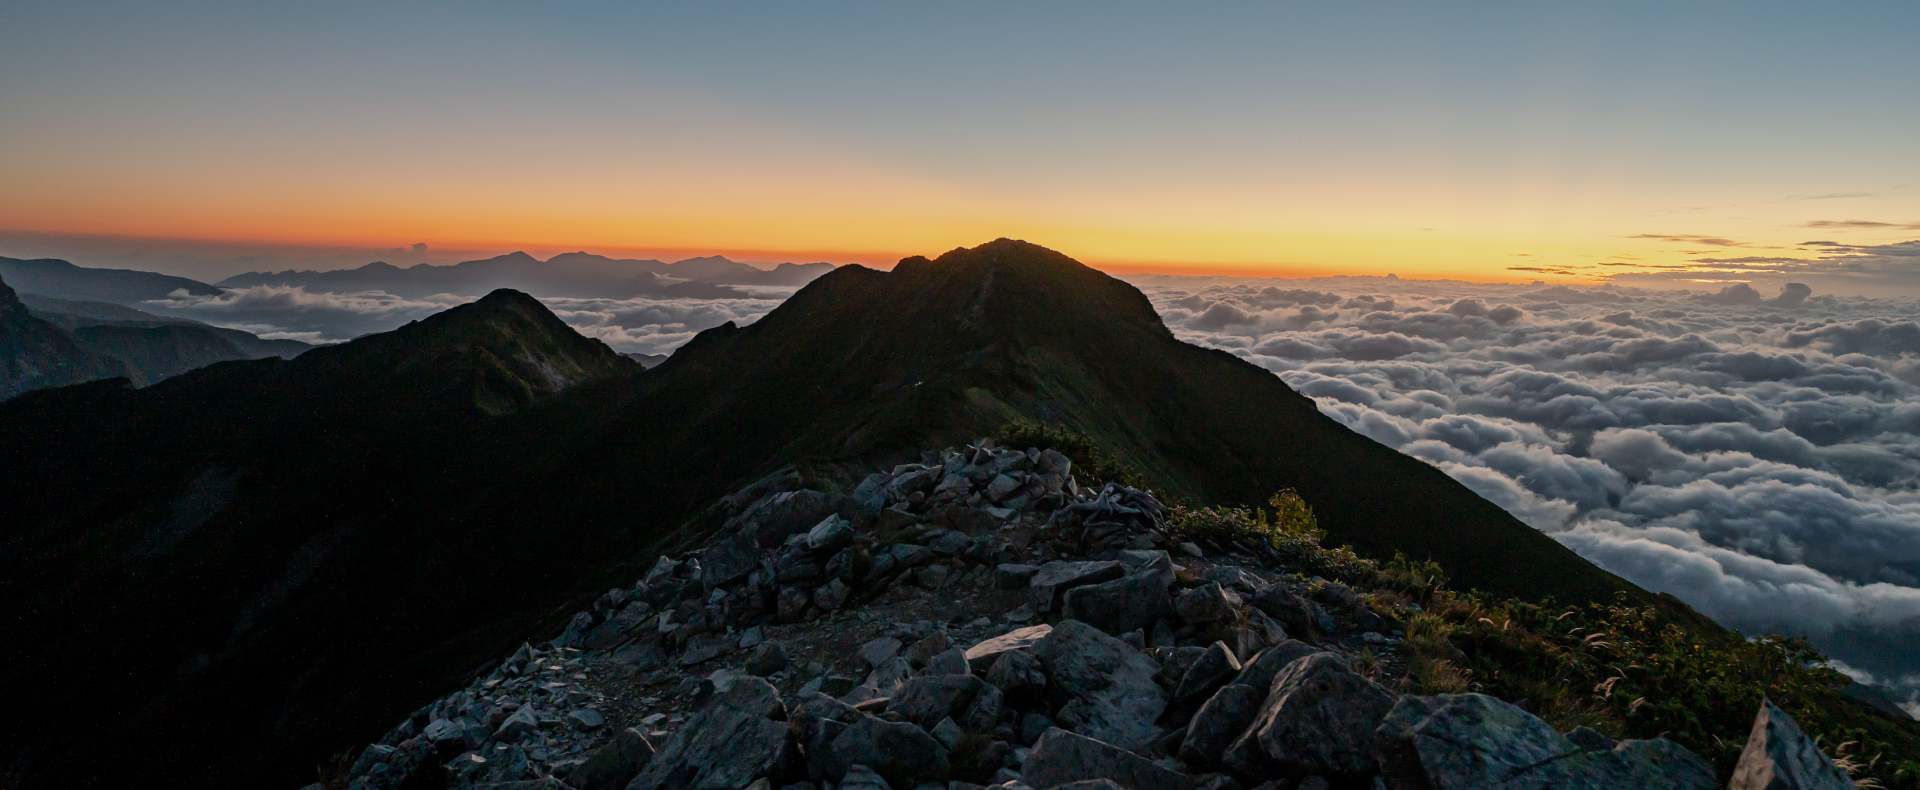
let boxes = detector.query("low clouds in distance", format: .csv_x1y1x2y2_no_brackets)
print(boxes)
1127,271,1920,717
144,285,798,354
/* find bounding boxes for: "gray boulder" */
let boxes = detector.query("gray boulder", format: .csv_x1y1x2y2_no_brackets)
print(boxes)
1179,684,1264,769
985,648,1048,706
1032,620,1168,751
1116,549,1176,587
889,674,985,730
817,714,952,788
1231,641,1320,694
1175,582,1240,625
746,641,789,677
1174,641,1243,704
1250,585,1334,636
844,656,915,705
571,728,654,790
996,563,1041,589
628,677,792,790
1021,728,1196,790
1029,561,1126,614
805,514,855,553
1223,652,1396,780
926,645,972,677
965,624,1053,672
1062,570,1175,637
838,764,892,790
1730,699,1858,790
1374,693,1717,790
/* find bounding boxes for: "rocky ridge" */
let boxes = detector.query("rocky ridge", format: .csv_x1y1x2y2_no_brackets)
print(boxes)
315,442,1859,790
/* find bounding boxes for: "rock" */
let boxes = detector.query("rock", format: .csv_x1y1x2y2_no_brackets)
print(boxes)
1150,620,1176,649
681,632,737,666
1174,582,1239,625
568,708,606,730
1231,641,1319,694
891,674,986,730
569,728,655,790
1178,684,1264,769
1375,693,1718,790
966,625,1054,673
927,531,972,556
1223,652,1396,780
747,641,789,677
861,637,906,670
854,473,890,511
845,656,915,705
630,677,793,790
806,515,856,553
917,564,953,590
1179,542,1204,558
839,764,892,790
932,717,966,750
818,715,952,789
1730,699,1858,790
1116,549,1176,587
739,625,766,650
814,578,851,611
778,585,811,623
1202,566,1264,593
1028,561,1126,614
996,564,1041,589
927,646,972,677
1250,585,1333,637
985,648,1048,706
986,474,1022,503
1020,728,1196,790
962,681,1006,733
496,705,540,741
1061,570,1175,637
1031,620,1168,751
891,543,936,569
1174,642,1243,704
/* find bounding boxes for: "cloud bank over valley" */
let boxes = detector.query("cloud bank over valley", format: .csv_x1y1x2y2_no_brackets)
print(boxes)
1128,272,1920,715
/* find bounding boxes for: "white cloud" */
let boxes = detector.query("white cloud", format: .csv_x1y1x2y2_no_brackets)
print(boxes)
1131,273,1920,715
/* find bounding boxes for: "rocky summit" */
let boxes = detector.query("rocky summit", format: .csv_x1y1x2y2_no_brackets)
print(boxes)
314,441,1856,790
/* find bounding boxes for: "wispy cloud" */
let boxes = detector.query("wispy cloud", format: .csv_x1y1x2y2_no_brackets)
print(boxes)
1789,191,1878,201
1804,220,1920,230
1626,234,1748,247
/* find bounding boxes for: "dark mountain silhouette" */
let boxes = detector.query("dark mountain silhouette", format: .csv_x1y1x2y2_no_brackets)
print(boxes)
23,293,314,359
0,240,1689,789
0,274,127,399
0,255,223,304
217,251,834,298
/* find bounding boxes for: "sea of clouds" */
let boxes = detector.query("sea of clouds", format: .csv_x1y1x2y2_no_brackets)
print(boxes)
1124,272,1920,717
142,285,797,353
148,271,1920,715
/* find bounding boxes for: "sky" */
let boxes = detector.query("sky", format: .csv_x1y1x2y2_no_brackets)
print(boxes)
4,1,1920,289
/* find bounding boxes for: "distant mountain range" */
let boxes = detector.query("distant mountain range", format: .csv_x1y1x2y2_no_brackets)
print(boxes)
0,240,1690,788
0,277,312,397
218,251,837,298
0,255,223,303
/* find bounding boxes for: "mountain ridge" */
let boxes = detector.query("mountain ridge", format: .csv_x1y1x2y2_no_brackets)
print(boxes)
0,239,1691,789
217,251,836,298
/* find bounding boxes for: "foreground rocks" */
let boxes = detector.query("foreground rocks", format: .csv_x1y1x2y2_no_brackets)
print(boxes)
315,441,1862,790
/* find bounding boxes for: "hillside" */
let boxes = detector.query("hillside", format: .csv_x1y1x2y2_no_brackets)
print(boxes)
0,255,223,303
20,292,314,359
0,240,1693,789
0,274,127,399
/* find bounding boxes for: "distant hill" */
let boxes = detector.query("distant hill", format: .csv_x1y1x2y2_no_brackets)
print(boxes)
0,240,1682,789
0,255,223,304
21,293,314,359
0,281,315,397
624,351,668,368
217,251,835,298
0,275,127,399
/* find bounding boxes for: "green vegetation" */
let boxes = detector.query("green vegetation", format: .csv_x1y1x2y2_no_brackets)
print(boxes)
1165,489,1371,580
996,420,1153,491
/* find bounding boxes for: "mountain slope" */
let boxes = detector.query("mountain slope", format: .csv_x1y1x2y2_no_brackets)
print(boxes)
0,274,128,399
20,292,314,359
0,241,1677,789
0,255,222,303
69,324,249,386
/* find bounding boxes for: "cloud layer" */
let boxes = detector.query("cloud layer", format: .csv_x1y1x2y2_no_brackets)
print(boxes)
144,285,793,352
1126,272,1920,714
